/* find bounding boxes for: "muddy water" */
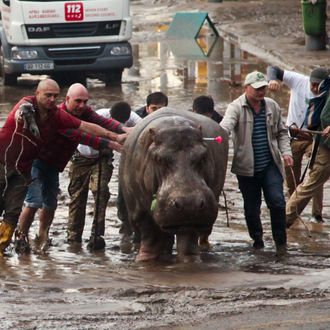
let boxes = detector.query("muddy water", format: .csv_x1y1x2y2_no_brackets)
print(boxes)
1,35,330,329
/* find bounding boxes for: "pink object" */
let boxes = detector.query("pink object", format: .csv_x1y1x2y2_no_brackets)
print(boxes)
203,136,223,144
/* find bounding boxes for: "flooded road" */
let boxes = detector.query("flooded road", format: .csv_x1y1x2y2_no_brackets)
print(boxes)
1,11,330,330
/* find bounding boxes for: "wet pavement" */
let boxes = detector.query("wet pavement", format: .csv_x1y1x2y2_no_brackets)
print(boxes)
1,0,330,329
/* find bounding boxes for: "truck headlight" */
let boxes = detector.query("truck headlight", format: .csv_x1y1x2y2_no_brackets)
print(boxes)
12,47,38,60
110,46,131,56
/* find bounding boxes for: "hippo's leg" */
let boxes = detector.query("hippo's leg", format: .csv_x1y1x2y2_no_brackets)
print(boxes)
137,232,174,262
176,233,200,262
198,228,213,252
198,234,211,252
136,215,174,262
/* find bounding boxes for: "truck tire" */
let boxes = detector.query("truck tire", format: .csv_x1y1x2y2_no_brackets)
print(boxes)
0,46,18,86
104,69,123,85
52,72,87,86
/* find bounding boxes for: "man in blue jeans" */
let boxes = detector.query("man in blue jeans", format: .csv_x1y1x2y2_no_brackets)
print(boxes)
15,83,126,253
220,71,293,257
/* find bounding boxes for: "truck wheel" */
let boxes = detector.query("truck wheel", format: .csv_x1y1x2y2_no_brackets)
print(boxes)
104,69,123,85
0,46,18,86
52,72,86,86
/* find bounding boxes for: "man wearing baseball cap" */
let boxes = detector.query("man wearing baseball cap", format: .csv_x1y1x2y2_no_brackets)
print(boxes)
221,71,293,258
267,65,329,224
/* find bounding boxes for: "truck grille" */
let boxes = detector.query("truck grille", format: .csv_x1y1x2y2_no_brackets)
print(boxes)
26,21,121,39
45,45,104,58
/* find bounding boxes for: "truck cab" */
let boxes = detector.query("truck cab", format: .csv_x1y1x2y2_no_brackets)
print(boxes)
0,0,133,85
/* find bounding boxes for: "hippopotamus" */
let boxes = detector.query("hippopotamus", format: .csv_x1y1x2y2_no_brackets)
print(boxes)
119,107,229,261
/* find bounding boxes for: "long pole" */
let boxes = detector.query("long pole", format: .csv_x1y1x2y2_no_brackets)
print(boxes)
93,153,103,246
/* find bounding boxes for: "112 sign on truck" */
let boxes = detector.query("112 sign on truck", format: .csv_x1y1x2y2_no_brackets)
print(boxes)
0,0,133,85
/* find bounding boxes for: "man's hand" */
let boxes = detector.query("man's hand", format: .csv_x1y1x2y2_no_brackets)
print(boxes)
322,126,330,136
268,80,281,92
122,126,134,134
283,155,294,167
108,141,123,153
15,109,24,123
116,133,128,144
105,131,118,141
15,102,34,122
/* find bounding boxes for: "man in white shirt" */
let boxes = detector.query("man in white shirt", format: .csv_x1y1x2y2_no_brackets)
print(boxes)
267,66,329,223
68,101,141,250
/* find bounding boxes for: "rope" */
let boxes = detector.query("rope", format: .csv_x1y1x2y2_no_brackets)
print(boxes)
222,190,230,227
2,119,19,197
2,117,38,198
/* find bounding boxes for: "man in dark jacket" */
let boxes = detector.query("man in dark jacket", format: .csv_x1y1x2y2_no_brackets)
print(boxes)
135,92,168,118
192,95,223,123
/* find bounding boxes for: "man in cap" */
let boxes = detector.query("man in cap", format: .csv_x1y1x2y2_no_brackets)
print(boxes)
267,66,329,223
220,71,293,257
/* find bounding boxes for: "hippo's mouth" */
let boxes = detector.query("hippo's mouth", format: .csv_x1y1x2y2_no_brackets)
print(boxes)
160,224,211,234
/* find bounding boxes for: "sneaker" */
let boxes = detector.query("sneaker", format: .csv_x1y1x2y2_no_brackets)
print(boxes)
253,238,265,249
311,214,324,223
87,235,105,251
14,230,31,254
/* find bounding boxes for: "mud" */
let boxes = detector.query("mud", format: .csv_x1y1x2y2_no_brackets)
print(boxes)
1,0,330,329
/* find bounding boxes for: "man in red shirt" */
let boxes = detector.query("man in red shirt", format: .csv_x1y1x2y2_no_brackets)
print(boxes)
14,83,129,253
0,79,125,256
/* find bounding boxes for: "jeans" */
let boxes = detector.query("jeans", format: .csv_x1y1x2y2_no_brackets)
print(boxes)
237,161,287,245
24,159,59,210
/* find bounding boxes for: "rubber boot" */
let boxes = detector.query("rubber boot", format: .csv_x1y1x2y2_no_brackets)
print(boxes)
87,235,106,251
0,221,15,256
270,208,287,257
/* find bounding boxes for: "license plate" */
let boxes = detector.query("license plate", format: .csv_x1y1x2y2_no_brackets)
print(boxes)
24,63,54,71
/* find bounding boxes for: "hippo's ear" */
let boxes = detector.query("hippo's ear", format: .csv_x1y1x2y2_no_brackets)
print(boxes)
149,128,156,141
197,125,203,137
143,128,158,146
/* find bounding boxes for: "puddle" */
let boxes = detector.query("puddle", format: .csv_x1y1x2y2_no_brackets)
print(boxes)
1,30,330,330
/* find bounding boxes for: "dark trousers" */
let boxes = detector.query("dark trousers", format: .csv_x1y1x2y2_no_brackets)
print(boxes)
237,162,287,246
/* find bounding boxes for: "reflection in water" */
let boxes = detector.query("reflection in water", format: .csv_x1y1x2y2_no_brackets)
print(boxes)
1,35,290,117
0,34,312,329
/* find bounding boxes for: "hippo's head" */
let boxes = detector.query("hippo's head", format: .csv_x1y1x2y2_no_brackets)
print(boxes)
145,117,218,235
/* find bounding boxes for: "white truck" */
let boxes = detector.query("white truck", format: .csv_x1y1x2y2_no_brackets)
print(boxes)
0,0,133,85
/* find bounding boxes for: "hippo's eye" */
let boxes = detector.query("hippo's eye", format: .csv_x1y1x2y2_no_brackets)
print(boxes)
192,149,207,168
153,153,172,167
154,155,162,164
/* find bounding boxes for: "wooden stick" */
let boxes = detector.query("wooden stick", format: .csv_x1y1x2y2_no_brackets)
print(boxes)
299,128,324,135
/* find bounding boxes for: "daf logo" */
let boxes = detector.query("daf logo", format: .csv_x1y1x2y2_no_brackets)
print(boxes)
105,23,119,30
28,26,51,33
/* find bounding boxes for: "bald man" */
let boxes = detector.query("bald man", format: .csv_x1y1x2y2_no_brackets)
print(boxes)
0,79,125,256
15,82,128,253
